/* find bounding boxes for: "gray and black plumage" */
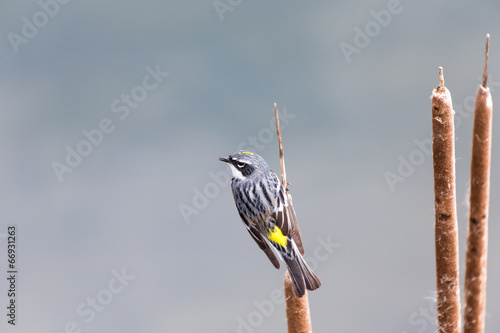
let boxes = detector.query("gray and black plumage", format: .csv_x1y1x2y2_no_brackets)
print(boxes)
219,150,321,297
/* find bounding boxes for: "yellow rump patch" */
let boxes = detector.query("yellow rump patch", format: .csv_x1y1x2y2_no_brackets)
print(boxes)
241,151,254,155
267,226,288,248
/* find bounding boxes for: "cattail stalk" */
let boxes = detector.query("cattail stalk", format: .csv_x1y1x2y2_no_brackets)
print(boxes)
285,271,312,333
464,34,492,333
274,103,312,333
431,67,461,333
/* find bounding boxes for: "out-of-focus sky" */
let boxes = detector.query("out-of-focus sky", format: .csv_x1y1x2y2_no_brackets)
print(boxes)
1,1,499,332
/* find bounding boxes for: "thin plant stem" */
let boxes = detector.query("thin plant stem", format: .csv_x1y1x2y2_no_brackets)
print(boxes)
275,103,288,190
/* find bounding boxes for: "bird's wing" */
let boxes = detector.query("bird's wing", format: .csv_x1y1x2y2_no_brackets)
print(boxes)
270,171,305,256
239,212,280,269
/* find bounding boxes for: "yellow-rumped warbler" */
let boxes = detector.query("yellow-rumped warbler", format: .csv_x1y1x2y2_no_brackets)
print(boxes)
219,150,321,297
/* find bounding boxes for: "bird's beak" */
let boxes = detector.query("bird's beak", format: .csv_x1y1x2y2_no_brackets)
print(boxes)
219,157,230,163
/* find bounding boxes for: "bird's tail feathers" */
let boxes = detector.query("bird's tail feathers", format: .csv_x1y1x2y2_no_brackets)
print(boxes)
283,241,321,298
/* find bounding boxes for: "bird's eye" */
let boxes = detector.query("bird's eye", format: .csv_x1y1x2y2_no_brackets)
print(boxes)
237,162,245,168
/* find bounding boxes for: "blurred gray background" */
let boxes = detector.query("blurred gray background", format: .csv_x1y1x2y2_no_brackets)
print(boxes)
1,1,499,332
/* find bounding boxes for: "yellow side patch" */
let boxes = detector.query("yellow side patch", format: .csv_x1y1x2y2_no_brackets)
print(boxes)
267,226,287,248
241,151,254,155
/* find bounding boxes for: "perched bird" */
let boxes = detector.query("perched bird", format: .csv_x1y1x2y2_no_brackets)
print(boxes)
219,150,321,297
